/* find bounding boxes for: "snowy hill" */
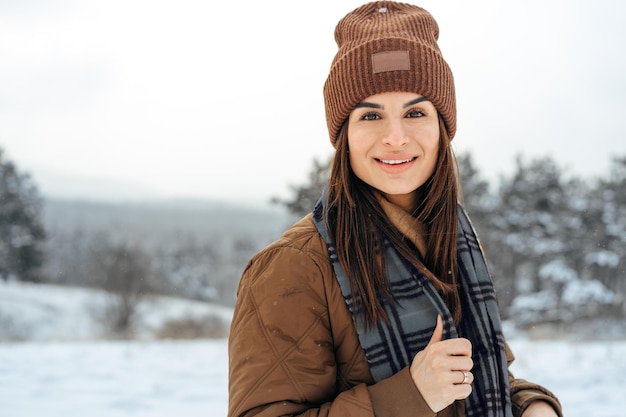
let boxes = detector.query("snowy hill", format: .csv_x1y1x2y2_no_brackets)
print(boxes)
0,280,233,342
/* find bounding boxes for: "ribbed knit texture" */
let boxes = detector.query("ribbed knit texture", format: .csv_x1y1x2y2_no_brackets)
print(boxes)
323,1,456,146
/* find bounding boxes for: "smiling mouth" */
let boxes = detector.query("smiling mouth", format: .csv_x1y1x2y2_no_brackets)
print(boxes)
377,157,417,165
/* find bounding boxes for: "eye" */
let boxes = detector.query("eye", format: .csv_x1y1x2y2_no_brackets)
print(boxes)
406,109,425,118
360,112,381,121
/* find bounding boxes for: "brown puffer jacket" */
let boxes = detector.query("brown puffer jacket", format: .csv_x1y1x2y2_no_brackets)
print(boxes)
228,214,562,417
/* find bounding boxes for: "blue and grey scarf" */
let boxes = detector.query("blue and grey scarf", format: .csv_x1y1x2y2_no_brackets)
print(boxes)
312,193,513,417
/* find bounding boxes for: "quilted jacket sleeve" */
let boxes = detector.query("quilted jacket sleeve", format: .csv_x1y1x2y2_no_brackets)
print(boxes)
227,218,436,417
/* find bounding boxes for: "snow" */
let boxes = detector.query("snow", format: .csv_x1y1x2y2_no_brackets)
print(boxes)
539,260,576,283
0,340,229,417
562,279,616,306
1,281,625,417
0,281,233,341
585,250,620,268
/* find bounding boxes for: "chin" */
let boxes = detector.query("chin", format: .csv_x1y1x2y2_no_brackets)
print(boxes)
379,182,424,196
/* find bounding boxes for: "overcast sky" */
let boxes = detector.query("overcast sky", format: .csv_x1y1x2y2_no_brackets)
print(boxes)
1,0,625,206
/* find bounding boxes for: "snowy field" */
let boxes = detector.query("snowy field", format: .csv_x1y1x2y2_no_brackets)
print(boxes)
0,339,228,417
1,281,624,417
1,338,625,417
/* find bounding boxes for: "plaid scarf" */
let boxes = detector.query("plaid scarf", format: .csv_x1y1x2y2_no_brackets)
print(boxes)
312,195,513,417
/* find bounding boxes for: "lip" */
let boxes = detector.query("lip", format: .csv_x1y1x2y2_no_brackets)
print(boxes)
374,156,418,173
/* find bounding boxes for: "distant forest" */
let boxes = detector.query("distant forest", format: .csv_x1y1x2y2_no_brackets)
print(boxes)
1,147,625,336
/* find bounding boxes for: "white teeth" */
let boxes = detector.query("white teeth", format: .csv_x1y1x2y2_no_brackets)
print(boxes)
379,158,413,165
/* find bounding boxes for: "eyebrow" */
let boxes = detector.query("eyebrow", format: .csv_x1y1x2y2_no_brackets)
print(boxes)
354,101,383,109
353,96,430,110
403,96,429,107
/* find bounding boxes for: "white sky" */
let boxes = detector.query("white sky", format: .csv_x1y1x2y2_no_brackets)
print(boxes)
1,0,625,205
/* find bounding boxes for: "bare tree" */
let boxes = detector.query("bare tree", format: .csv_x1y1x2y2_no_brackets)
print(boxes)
99,242,152,338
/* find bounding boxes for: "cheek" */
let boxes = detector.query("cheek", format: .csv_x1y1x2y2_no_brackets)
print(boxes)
428,148,439,174
346,130,370,158
427,142,440,171
347,146,363,174
421,124,441,153
419,125,440,173
346,135,369,179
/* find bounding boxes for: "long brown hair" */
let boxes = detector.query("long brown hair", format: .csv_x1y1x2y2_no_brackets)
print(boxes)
325,116,461,328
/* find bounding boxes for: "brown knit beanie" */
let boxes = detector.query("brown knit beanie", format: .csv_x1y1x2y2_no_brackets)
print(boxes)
323,1,456,146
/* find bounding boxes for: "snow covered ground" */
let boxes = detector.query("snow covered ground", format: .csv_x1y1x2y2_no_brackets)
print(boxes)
0,281,233,342
1,281,624,417
0,339,229,417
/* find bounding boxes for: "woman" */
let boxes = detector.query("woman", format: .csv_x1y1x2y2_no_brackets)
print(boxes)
228,2,562,416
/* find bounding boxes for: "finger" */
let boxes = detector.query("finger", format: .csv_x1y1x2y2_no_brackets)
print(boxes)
441,337,472,357
447,355,473,373
452,370,474,386
454,383,473,401
452,371,473,401
426,315,444,346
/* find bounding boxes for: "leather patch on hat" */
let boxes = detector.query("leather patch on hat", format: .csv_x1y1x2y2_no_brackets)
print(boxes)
371,50,410,73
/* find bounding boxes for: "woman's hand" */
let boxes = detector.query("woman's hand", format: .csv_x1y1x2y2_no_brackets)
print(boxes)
522,401,559,417
409,315,474,412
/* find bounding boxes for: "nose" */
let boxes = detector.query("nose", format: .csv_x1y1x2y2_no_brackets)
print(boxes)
382,120,408,147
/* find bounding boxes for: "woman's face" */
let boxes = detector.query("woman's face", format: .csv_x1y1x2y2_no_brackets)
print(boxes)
347,91,440,211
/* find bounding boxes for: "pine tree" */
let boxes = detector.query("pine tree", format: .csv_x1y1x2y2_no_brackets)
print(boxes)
491,155,571,317
0,148,46,281
586,156,626,299
271,156,331,217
